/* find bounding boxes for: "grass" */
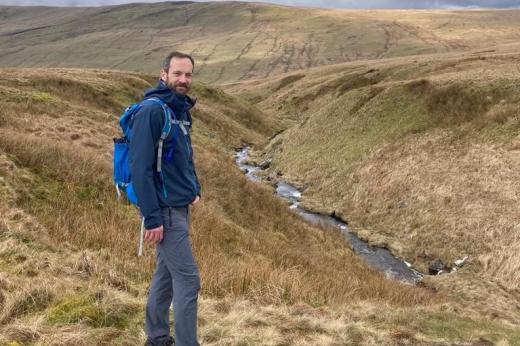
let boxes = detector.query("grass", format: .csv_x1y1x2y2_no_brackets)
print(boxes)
0,128,430,306
46,292,139,328
419,312,520,343
406,79,513,128
263,84,431,189
233,49,520,319
0,67,437,322
0,287,55,325
272,74,306,92
1,66,519,344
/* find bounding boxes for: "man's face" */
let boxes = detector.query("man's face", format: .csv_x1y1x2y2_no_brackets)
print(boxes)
160,57,194,95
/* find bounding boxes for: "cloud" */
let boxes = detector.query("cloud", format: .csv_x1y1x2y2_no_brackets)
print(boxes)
0,0,519,8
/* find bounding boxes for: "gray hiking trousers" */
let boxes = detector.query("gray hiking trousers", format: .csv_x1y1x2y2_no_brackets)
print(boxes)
145,206,200,346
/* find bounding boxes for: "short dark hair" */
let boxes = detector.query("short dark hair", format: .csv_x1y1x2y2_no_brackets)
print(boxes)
162,51,195,72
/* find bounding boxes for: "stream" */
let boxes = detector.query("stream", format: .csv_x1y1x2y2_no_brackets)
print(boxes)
235,147,424,284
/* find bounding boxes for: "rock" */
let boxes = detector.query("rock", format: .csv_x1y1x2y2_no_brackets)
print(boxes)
259,159,272,169
471,337,494,346
454,256,468,267
331,210,348,225
268,172,279,181
397,200,408,208
428,259,448,275
70,133,81,140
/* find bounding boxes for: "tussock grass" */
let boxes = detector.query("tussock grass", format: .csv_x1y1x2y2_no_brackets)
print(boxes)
236,49,520,315
0,287,55,325
0,128,431,307
2,324,41,345
406,79,511,127
323,70,385,96
191,83,284,150
0,68,150,117
198,297,520,345
47,292,140,328
278,70,386,115
26,76,141,114
273,74,306,92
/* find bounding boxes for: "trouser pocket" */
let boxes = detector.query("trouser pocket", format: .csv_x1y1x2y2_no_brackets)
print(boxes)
164,206,189,232
160,208,171,228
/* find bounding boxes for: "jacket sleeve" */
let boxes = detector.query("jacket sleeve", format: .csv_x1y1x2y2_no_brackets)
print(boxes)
188,111,202,198
129,103,164,230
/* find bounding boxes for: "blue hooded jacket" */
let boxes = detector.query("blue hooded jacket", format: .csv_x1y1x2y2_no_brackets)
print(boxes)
129,81,201,230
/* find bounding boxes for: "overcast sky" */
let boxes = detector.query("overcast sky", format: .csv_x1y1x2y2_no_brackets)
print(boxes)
0,0,519,8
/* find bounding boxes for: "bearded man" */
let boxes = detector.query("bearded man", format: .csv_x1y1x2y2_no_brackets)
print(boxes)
130,51,201,346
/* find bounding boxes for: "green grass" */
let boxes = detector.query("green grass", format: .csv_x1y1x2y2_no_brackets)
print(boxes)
274,77,520,187
274,84,431,182
30,91,57,103
26,75,146,114
47,293,139,328
377,310,520,344
418,312,520,344
337,86,429,164
273,74,306,92
5,342,23,346
192,83,282,140
406,79,513,127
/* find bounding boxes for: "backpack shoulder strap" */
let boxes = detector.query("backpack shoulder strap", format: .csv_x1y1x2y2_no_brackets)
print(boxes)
141,97,177,174
141,97,177,137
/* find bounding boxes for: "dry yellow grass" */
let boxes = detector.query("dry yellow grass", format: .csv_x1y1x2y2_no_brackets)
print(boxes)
1,208,518,345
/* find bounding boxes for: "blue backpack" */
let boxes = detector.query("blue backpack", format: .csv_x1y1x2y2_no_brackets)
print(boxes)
113,97,176,206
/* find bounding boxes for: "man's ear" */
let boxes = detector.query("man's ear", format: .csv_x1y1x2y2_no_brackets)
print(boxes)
160,69,167,81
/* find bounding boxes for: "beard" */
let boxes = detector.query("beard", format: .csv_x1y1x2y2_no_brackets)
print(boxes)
165,78,190,95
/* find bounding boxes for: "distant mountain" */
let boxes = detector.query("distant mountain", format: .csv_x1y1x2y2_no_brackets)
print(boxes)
1,2,520,83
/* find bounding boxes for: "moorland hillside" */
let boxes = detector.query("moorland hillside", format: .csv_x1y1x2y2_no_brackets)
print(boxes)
1,3,520,82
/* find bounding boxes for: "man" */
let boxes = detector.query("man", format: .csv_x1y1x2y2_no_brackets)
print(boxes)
130,51,201,346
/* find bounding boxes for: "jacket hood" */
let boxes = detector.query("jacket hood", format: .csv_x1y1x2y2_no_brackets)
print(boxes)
144,80,196,115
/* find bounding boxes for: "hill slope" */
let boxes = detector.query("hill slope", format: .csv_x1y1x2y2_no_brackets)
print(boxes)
1,3,520,83
228,44,520,298
1,67,519,344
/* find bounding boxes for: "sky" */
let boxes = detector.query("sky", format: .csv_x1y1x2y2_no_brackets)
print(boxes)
0,0,519,8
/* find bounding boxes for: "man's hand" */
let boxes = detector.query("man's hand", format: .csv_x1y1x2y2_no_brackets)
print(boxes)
191,195,200,205
145,225,164,245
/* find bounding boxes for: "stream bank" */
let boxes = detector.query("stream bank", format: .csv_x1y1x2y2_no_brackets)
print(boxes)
235,147,424,284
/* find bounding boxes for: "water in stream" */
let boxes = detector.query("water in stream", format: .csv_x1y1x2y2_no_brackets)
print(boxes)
236,147,424,284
